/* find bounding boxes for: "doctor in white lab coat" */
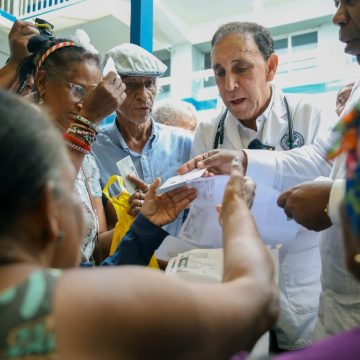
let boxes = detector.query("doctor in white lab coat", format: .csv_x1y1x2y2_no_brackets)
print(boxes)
191,21,332,350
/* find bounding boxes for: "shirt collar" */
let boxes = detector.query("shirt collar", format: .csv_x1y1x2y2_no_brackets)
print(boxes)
257,83,275,123
110,116,159,150
236,84,276,136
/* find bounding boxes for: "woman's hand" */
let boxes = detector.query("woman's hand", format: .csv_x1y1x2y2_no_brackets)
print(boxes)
141,178,197,227
216,158,256,225
8,20,39,66
80,72,126,125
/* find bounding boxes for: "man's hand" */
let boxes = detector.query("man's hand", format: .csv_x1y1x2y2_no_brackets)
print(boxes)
127,175,149,216
177,149,247,176
141,178,197,227
8,20,39,65
80,72,126,125
277,181,333,231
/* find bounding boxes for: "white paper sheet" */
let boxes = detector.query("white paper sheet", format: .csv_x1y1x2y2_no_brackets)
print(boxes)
116,156,139,194
157,175,299,259
178,176,229,247
164,246,279,286
157,168,206,193
103,56,119,78
165,248,224,284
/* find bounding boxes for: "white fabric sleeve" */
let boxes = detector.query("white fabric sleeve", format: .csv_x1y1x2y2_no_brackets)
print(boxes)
243,130,334,192
243,149,277,188
328,179,346,226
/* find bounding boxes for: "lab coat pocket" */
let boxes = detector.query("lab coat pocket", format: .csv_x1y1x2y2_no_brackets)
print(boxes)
282,234,322,314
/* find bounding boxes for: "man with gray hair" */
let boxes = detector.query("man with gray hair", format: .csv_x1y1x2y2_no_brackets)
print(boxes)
190,21,333,351
153,99,198,134
92,43,192,236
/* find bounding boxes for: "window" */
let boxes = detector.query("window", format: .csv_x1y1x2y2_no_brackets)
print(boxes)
274,38,288,54
162,58,171,77
204,76,216,88
204,52,212,70
154,50,171,77
291,31,318,52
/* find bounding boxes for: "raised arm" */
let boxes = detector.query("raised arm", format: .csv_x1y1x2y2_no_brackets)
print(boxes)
0,20,39,90
65,72,126,172
55,161,278,360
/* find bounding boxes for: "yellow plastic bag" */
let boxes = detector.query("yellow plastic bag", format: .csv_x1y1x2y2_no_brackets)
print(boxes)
103,175,159,269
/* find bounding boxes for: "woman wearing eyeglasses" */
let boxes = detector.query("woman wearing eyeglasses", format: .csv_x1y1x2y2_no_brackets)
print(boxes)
17,34,124,264
17,34,193,266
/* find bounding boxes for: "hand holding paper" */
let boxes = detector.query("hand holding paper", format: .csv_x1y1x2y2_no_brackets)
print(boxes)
141,178,197,227
158,168,206,193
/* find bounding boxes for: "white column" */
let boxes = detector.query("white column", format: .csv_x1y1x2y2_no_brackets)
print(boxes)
170,42,193,99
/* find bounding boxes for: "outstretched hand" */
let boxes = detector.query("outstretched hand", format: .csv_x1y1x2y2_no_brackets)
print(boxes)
177,149,247,176
141,178,197,227
216,158,256,225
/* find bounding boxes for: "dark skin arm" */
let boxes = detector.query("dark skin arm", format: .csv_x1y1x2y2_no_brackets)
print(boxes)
55,161,278,360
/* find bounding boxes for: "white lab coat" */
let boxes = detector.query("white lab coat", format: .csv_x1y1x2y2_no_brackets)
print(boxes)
243,80,360,344
192,84,328,349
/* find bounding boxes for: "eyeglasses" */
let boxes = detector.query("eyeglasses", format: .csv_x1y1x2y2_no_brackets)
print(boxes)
67,82,97,102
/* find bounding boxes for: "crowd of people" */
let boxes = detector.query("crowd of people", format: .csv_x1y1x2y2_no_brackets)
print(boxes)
1,0,360,358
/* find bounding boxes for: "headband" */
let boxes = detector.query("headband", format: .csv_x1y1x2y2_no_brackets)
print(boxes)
35,41,76,76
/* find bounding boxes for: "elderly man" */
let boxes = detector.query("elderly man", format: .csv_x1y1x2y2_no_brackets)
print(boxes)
92,43,192,236
179,0,360,347
189,21,330,351
153,99,198,134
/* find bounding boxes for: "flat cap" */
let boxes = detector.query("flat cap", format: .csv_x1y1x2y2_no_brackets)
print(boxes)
105,43,167,77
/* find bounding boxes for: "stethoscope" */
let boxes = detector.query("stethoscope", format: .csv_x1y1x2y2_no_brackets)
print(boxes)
213,96,294,150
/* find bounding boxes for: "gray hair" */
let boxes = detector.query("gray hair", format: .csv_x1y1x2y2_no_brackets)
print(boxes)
211,22,274,60
153,100,197,126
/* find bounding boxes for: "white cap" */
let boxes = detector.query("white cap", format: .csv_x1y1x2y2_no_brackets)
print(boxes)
104,43,167,77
